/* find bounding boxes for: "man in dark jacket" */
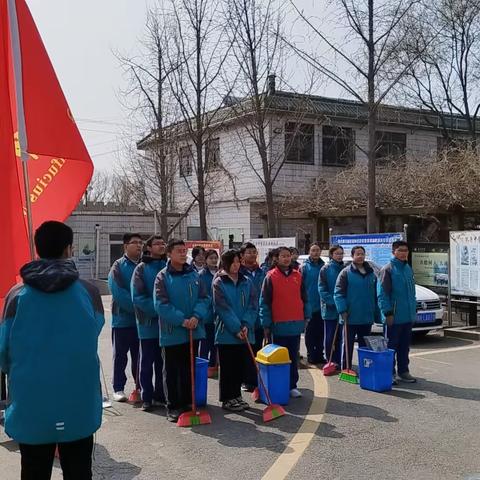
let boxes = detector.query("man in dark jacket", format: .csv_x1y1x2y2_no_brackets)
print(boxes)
0,221,104,480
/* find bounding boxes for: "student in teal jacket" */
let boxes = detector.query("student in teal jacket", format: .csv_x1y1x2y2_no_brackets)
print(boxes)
334,246,378,370
0,221,104,479
319,245,344,367
108,232,142,402
213,249,257,412
378,240,417,383
301,243,325,364
199,249,219,375
154,239,208,422
131,235,167,411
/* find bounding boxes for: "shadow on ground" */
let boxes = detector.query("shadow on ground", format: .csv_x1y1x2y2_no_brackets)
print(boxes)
403,378,480,402
93,444,142,480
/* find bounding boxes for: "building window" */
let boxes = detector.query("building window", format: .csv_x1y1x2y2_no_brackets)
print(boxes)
205,138,220,171
322,126,355,166
375,131,406,163
179,145,193,177
285,123,314,165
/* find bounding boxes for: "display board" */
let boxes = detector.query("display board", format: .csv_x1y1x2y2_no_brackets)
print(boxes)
450,231,480,297
411,243,448,289
246,237,296,264
330,233,404,267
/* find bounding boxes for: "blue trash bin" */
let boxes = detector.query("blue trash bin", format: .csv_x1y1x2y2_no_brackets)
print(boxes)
358,348,394,393
256,344,291,406
195,357,208,406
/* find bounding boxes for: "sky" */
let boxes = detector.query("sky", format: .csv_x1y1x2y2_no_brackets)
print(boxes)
28,0,154,171
26,0,335,172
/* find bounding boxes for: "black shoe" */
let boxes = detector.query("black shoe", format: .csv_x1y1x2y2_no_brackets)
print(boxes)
241,383,255,393
166,409,182,422
222,399,244,412
142,402,152,412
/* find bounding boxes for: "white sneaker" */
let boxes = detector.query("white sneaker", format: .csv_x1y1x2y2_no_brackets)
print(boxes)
290,388,302,398
113,391,127,402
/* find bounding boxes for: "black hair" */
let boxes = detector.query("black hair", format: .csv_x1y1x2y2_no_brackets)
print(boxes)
220,249,240,272
240,242,257,255
392,240,409,251
205,249,219,261
123,232,142,245
34,221,73,259
278,246,292,255
192,246,206,258
351,245,366,256
289,246,299,255
329,244,343,257
146,235,164,247
166,238,185,253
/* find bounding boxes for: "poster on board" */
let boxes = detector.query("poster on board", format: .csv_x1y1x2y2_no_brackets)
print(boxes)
411,250,449,288
450,231,480,297
330,233,404,267
246,237,296,264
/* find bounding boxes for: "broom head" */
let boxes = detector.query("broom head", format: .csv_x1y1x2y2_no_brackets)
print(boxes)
177,409,212,427
339,369,359,384
128,388,141,404
322,362,338,376
262,404,286,422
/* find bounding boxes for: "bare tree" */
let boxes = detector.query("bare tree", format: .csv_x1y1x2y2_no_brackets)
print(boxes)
117,6,193,238
223,0,287,237
84,171,112,205
287,0,422,232
397,0,480,145
291,148,480,216
167,0,233,239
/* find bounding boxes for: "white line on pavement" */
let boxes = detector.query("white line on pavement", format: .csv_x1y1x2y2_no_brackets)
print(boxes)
261,368,328,480
411,344,480,357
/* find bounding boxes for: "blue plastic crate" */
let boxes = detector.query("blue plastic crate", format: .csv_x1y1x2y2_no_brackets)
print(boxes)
195,357,208,406
358,348,395,393
258,362,290,406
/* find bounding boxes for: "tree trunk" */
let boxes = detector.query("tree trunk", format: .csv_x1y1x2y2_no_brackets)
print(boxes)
366,0,377,233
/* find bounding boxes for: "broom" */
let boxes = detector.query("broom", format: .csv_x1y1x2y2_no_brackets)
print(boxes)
251,335,270,402
244,337,285,422
322,322,340,376
177,329,212,427
339,316,359,384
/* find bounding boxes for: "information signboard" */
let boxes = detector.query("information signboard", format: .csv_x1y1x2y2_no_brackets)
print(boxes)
246,237,296,264
330,233,404,267
450,231,480,297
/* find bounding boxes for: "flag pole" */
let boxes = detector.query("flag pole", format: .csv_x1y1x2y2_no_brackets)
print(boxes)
8,0,35,260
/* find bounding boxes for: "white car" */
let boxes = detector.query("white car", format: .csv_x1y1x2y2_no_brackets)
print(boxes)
298,254,444,334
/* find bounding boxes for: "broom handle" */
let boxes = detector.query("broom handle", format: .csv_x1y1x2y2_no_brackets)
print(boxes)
244,337,273,406
343,316,351,371
327,321,340,365
189,329,196,412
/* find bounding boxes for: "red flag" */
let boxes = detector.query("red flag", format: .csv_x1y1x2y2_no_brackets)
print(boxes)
1,0,94,304
0,2,28,304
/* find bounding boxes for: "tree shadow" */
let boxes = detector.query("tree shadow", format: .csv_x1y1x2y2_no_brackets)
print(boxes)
384,389,425,400
325,398,398,423
192,405,294,454
403,378,480,402
92,443,142,480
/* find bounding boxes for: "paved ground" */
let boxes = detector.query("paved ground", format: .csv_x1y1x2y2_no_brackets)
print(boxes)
0,297,479,479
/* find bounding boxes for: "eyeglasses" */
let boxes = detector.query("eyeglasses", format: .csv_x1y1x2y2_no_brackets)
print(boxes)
127,241,143,246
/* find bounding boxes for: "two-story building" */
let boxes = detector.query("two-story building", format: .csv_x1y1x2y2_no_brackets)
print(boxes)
138,78,474,246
